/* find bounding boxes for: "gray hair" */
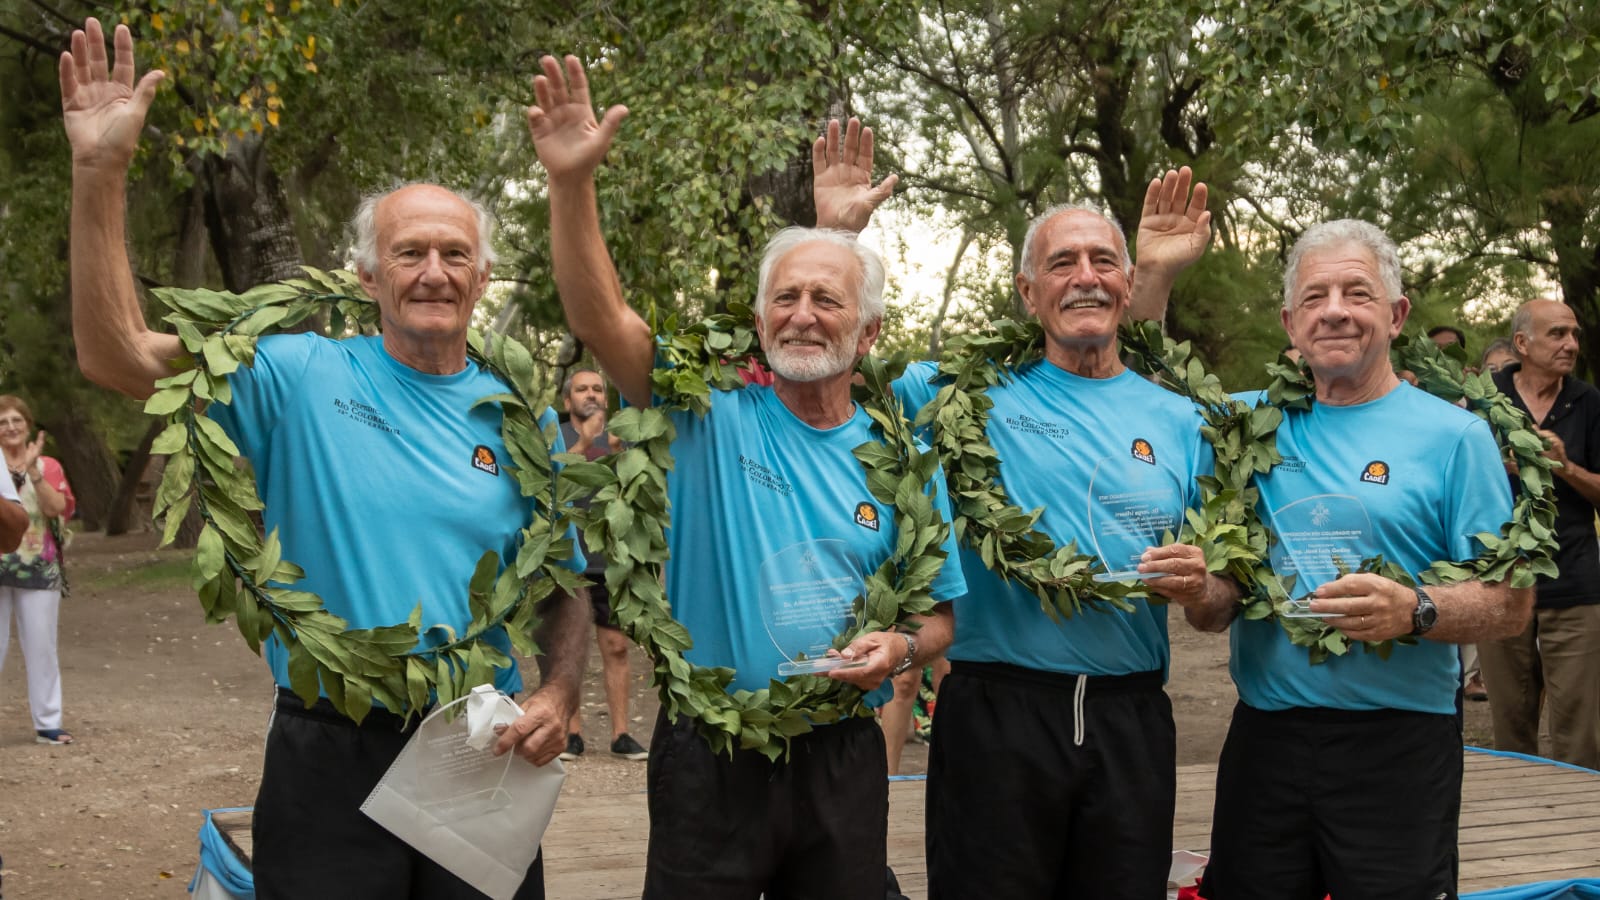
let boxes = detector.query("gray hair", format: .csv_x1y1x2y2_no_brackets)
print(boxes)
753,227,886,323
1479,336,1517,367
1510,304,1535,340
562,367,603,397
350,182,498,275
1018,203,1132,279
1282,219,1403,309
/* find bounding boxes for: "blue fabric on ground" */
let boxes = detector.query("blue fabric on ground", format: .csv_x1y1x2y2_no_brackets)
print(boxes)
189,807,255,898
1462,881,1600,899
1465,743,1600,774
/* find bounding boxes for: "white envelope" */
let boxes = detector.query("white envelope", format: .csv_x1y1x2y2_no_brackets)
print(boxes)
362,685,566,900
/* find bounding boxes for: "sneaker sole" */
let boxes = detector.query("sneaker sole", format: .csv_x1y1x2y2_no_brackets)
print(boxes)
612,751,648,761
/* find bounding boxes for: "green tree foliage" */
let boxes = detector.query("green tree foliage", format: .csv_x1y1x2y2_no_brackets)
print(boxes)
1190,0,1600,373
501,2,901,334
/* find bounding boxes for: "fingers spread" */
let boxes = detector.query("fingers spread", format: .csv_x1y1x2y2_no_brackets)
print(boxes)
842,116,861,164
1186,179,1209,219
112,23,137,87
563,54,589,107
58,51,77,103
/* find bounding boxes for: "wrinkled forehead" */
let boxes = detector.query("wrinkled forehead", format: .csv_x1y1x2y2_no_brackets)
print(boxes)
1031,211,1124,266
1530,302,1578,331
1291,242,1384,296
768,241,863,296
568,371,606,393
376,185,480,244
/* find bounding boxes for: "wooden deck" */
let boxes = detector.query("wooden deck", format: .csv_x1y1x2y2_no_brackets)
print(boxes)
539,750,1600,898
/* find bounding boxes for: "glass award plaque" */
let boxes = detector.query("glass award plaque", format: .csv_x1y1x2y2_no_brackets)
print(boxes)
1267,493,1375,618
409,698,517,824
759,538,869,677
1087,456,1186,582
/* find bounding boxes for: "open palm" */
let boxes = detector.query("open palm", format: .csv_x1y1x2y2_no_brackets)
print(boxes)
59,19,164,169
1135,167,1211,275
527,55,627,180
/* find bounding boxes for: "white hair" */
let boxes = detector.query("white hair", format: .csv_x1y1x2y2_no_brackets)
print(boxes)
1018,203,1132,278
349,182,497,275
753,227,886,323
1283,219,1402,309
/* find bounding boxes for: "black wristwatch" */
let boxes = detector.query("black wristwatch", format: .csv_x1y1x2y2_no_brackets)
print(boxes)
1410,585,1438,636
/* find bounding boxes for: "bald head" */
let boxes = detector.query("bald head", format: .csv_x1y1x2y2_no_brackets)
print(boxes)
351,182,497,276
1511,299,1580,378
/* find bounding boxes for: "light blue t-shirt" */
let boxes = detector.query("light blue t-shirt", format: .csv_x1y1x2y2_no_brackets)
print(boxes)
895,360,1213,677
661,385,967,698
211,333,577,695
1233,382,1512,714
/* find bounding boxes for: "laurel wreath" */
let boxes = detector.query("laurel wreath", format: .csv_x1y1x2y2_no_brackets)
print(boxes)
143,268,582,723
913,318,1251,621
1230,334,1560,662
560,308,949,761
914,319,1556,664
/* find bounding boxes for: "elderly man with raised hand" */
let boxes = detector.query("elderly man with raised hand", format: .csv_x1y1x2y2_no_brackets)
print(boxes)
528,55,966,900
816,124,1229,897
895,208,1230,898
1183,220,1532,900
1480,299,1600,770
61,20,588,899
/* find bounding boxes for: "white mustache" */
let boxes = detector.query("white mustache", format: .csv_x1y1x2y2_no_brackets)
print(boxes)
1059,288,1113,309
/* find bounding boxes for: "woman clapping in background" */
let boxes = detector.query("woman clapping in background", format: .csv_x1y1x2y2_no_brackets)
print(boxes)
0,395,76,745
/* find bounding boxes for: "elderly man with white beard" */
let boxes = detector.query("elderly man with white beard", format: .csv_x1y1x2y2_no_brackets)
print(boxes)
526,56,967,900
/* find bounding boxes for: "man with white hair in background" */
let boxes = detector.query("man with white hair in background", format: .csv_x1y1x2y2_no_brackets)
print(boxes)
60,20,588,898
1184,220,1531,899
527,55,967,899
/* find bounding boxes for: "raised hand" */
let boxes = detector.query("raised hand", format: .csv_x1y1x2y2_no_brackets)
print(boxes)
527,55,628,182
813,118,898,233
18,431,47,476
59,19,165,170
1135,167,1211,276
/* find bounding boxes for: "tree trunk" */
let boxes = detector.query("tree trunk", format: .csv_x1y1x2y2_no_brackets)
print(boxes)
201,134,305,291
105,419,161,536
1544,193,1600,381
38,408,121,533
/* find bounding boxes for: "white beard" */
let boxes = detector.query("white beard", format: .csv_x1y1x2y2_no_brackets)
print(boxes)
765,324,863,382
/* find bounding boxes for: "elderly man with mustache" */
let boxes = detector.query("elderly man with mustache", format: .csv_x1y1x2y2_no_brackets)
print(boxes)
828,156,1229,894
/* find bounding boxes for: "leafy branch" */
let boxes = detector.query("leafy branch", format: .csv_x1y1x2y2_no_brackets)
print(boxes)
564,307,949,761
146,268,580,722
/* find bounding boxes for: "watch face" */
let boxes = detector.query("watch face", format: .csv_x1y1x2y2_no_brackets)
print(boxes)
1419,605,1438,627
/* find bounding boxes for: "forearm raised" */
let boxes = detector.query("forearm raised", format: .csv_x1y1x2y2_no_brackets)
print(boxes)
70,164,182,399
547,176,653,408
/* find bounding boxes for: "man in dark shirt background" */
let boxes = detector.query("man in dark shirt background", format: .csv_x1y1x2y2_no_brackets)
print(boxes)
1484,299,1600,770
558,368,650,762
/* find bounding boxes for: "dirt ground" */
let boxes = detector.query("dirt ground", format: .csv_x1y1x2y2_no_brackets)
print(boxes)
0,531,1497,899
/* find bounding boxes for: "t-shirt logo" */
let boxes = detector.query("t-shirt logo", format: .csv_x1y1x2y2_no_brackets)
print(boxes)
472,444,500,476
1360,460,1390,485
854,501,881,531
1131,438,1156,465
